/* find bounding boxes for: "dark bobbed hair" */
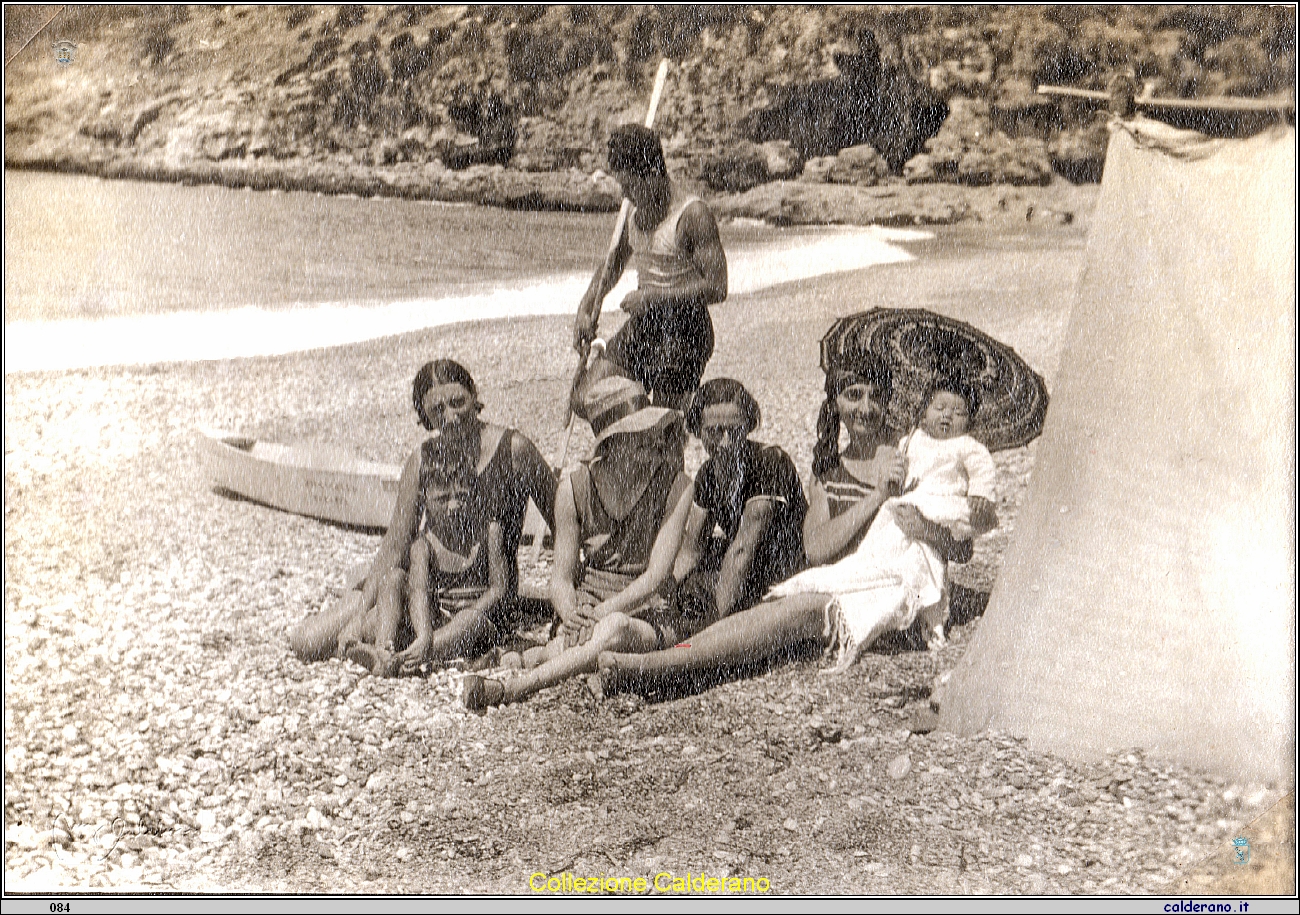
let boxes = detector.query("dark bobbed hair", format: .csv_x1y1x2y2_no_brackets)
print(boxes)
919,375,981,423
684,378,761,437
812,354,894,479
607,124,667,177
412,359,481,430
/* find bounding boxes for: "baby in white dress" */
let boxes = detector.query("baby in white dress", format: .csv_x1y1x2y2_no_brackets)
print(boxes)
897,385,997,646
900,388,998,544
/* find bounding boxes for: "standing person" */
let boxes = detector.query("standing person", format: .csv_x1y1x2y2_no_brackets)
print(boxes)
289,359,556,669
673,378,806,626
573,124,728,409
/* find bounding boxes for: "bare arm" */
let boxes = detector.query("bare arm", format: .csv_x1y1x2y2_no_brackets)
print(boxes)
891,503,981,563
620,202,727,316
672,503,710,581
802,448,907,566
713,497,776,617
509,430,558,532
548,475,584,638
364,450,422,589
593,481,695,620
395,539,434,673
964,444,999,538
802,477,889,567
968,496,999,537
574,224,632,351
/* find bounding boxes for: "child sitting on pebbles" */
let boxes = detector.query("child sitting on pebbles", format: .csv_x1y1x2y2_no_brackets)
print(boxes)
290,359,554,675
339,458,510,677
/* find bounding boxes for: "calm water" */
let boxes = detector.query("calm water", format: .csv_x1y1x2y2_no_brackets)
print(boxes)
4,171,628,321
4,171,927,371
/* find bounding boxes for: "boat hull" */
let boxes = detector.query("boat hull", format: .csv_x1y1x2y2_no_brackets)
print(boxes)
199,430,400,529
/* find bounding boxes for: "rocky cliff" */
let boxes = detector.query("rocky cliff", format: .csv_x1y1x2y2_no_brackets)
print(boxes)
5,6,1294,217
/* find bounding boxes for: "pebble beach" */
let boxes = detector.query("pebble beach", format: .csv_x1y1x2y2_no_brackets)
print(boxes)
4,215,1292,895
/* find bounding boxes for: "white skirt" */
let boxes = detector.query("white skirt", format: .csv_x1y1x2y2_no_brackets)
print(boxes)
767,497,948,670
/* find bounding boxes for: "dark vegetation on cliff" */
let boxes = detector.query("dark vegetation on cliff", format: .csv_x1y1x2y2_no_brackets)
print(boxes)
5,5,1295,194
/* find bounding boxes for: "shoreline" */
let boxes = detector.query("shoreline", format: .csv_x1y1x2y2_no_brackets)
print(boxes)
2,185,950,373
2,222,1075,379
3,157,1099,230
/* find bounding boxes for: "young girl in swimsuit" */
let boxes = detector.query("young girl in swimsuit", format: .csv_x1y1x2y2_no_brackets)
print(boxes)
339,459,510,677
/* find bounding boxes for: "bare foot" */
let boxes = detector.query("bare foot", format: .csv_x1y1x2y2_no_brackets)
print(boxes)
344,643,397,677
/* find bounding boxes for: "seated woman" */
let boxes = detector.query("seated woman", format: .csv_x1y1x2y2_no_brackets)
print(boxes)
599,353,973,692
288,359,556,674
769,375,997,660
673,378,806,623
462,375,694,709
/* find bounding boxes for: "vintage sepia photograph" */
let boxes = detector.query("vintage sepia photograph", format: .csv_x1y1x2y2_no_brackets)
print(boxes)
4,4,1296,901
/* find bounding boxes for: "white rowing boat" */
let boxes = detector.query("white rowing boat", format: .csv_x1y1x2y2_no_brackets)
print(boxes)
199,429,551,548
199,428,400,528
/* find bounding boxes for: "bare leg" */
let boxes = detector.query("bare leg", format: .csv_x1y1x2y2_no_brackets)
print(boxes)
599,592,831,691
343,570,406,675
371,569,407,651
468,613,658,708
289,591,366,662
918,591,950,650
523,636,564,669
406,538,433,657
426,605,500,662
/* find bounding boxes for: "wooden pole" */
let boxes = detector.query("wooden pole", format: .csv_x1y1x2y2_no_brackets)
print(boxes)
1037,83,1295,114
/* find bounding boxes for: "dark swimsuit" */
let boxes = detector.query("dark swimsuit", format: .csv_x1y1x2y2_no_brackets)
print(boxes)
417,426,548,597
675,440,808,621
605,192,717,404
415,431,519,623
566,460,692,648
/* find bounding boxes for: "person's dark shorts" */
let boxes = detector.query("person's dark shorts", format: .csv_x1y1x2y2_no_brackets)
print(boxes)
605,302,714,406
639,597,721,651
